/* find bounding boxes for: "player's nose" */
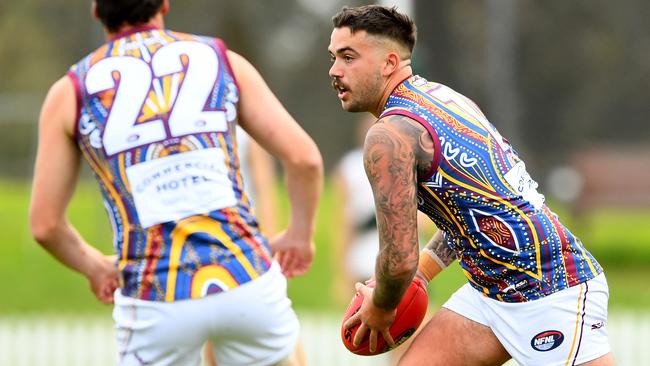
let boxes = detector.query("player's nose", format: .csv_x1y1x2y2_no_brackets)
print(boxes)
329,59,343,78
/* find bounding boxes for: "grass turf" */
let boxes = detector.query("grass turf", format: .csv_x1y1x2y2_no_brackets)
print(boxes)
1,178,648,314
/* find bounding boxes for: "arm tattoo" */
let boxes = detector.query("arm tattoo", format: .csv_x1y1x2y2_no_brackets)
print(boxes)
423,230,456,268
364,115,434,310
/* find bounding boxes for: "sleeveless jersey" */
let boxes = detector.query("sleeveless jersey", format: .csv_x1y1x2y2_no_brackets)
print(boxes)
67,26,272,302
381,75,602,302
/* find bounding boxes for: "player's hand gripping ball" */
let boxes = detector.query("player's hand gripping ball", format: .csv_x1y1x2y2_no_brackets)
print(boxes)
341,276,428,355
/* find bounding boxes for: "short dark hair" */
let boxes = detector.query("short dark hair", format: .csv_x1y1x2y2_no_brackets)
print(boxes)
95,0,164,33
332,5,417,55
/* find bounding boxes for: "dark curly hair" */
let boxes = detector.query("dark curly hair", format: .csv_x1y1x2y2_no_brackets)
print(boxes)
95,0,164,33
332,5,417,55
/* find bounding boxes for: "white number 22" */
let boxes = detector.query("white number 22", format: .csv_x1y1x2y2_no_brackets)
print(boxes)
85,41,227,156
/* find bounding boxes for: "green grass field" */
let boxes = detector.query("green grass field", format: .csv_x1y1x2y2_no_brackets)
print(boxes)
2,178,649,315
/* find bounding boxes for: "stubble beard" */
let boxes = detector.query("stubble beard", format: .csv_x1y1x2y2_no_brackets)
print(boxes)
343,73,383,113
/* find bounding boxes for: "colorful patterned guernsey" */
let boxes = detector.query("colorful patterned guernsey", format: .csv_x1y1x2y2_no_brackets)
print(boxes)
67,27,272,302
381,75,602,302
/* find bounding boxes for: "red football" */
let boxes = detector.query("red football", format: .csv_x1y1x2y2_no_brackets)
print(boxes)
341,276,428,355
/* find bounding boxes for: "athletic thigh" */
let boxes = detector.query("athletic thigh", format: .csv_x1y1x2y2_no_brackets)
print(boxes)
210,262,300,366
578,352,615,366
267,337,306,366
113,291,207,366
398,308,511,366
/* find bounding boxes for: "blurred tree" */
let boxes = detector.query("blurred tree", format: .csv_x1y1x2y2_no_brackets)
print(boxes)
519,0,650,164
415,0,650,175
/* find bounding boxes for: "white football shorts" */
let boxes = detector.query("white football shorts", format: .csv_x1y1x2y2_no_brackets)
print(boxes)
443,273,610,366
113,261,299,366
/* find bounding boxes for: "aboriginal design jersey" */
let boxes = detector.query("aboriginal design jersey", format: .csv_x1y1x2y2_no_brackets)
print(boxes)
68,26,272,302
381,75,602,302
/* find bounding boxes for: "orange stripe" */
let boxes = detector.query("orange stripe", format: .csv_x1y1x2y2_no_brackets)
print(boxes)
567,230,598,276
80,147,130,270
90,45,108,65
191,265,238,297
542,206,571,285
118,153,130,191
228,209,271,267
564,283,585,365
137,229,155,298
420,184,469,241
166,216,260,301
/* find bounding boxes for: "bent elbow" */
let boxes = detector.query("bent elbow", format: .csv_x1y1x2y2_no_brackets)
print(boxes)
29,214,60,245
288,146,324,177
302,150,324,176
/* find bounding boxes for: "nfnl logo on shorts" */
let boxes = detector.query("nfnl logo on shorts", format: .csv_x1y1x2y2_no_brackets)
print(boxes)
530,330,564,352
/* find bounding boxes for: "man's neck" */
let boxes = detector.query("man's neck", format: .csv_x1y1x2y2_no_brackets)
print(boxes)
105,14,165,41
371,66,413,118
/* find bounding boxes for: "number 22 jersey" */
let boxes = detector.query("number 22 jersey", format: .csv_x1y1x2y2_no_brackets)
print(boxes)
68,26,272,302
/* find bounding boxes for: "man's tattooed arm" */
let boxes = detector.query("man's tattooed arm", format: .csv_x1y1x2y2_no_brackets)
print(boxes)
363,114,434,310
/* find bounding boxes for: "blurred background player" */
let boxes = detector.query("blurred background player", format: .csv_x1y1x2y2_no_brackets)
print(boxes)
29,0,323,365
235,127,279,235
332,115,377,305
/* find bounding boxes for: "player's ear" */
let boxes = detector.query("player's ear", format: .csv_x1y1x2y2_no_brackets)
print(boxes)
161,0,170,16
91,1,99,20
381,51,401,77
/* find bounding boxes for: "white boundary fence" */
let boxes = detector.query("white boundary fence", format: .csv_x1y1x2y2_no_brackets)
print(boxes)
0,311,648,366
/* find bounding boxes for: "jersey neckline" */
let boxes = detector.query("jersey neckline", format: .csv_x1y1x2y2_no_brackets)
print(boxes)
109,25,163,41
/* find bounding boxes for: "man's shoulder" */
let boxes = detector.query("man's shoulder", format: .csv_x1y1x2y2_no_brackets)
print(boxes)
375,114,428,138
68,43,109,72
166,29,219,43
363,115,427,157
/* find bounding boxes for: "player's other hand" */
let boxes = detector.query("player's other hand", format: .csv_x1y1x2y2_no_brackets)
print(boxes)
88,254,119,304
344,282,396,353
268,230,315,278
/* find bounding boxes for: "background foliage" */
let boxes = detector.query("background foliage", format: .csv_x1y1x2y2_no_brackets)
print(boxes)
1,0,648,315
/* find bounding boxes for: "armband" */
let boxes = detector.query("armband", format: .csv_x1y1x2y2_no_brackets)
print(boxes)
417,248,445,283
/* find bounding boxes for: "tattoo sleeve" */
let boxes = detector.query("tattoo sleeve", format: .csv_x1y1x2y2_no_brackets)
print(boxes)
422,230,456,268
364,115,434,310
